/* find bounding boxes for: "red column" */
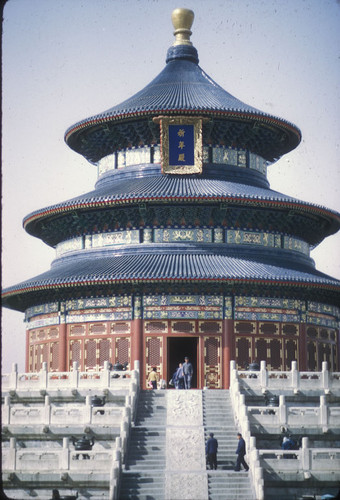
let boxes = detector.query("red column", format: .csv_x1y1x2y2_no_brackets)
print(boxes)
131,318,143,387
58,323,67,372
222,319,234,389
299,323,307,371
25,328,30,372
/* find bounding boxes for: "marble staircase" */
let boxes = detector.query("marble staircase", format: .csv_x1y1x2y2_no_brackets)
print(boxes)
119,389,255,500
203,390,255,500
119,391,167,499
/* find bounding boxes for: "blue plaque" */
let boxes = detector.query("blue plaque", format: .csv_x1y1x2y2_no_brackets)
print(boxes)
169,124,195,166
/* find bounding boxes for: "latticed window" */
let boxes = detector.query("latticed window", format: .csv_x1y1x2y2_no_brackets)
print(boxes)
282,324,298,336
260,323,278,335
115,337,130,365
205,337,219,365
268,338,281,369
70,341,81,366
199,322,221,334
51,343,59,371
70,325,85,336
145,321,167,333
35,344,42,371
99,339,111,366
38,329,46,340
172,321,194,333
307,327,318,339
49,328,59,338
307,341,317,371
146,337,161,366
320,329,329,340
285,339,297,368
235,322,255,334
255,338,267,363
111,322,131,334
90,323,106,335
236,337,251,368
85,339,97,369
318,342,331,370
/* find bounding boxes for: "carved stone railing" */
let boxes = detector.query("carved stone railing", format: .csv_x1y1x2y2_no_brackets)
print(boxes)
230,360,340,500
2,436,120,471
229,361,263,499
2,360,140,396
247,395,340,431
257,438,340,478
233,360,340,396
1,361,140,500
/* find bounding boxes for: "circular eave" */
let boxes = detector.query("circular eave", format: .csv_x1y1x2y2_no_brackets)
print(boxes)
2,252,339,312
64,50,301,163
23,177,340,244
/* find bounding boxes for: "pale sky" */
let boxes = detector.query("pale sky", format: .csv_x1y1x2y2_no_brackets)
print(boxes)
2,0,340,373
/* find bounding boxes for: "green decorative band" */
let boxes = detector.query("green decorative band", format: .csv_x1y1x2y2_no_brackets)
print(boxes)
55,228,310,258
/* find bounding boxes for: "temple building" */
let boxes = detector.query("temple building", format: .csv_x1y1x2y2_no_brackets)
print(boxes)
2,8,340,389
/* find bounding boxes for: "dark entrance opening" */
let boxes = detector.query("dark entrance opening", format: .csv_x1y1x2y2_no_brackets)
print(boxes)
167,337,198,389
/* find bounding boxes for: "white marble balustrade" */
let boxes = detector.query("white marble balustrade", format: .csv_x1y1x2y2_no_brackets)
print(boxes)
233,360,340,395
2,437,119,472
247,396,340,428
1,361,140,394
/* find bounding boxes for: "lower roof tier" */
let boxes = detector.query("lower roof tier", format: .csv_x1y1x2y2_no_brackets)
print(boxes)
3,245,339,312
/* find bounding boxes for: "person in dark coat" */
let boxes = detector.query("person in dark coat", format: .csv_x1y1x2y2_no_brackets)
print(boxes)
235,433,249,471
183,356,193,389
206,432,218,470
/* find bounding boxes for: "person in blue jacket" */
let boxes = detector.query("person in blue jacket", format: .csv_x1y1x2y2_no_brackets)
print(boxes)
235,433,249,471
206,432,218,470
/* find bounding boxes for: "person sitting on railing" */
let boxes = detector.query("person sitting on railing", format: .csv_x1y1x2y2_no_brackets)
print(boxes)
71,435,95,460
282,436,297,459
91,395,106,415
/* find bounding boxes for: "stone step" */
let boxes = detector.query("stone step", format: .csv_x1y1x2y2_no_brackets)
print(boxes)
119,472,165,500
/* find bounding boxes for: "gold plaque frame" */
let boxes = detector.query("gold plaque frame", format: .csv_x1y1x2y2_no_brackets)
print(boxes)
154,116,203,175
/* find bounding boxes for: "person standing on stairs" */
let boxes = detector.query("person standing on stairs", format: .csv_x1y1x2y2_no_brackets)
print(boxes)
147,367,159,389
183,356,193,389
235,433,249,472
206,432,218,470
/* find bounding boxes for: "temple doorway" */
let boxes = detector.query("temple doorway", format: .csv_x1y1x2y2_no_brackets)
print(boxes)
167,336,198,388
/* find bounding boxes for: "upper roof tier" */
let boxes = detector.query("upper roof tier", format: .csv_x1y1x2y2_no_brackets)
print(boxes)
65,8,301,164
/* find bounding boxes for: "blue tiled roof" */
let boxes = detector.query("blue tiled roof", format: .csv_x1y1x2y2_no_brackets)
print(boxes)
65,44,301,162
23,170,340,232
3,249,339,300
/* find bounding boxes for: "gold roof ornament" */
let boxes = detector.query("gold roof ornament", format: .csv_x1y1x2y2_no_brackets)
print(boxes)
171,8,194,46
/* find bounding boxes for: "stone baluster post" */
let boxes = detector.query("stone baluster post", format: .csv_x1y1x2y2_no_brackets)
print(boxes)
134,359,140,373
319,395,328,429
44,395,51,425
85,395,92,424
301,437,310,472
322,361,330,393
61,437,70,470
103,360,110,388
120,419,129,463
3,396,11,425
291,361,300,393
254,465,264,500
10,363,18,392
278,395,287,425
9,437,17,471
260,361,268,393
72,361,79,388
40,362,48,391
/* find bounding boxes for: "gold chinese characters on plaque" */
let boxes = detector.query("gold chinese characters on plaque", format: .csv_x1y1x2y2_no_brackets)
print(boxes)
153,116,203,174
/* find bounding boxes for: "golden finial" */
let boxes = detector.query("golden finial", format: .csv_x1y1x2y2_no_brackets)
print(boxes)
171,8,194,46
